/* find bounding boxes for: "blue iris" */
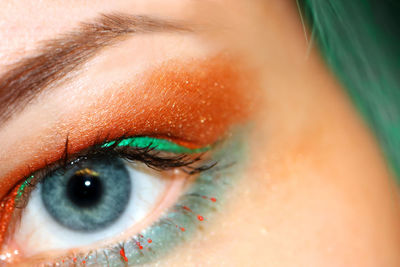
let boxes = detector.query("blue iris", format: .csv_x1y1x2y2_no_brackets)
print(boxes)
41,156,131,232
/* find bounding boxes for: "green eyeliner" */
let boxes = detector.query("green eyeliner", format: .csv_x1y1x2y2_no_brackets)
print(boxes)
101,136,211,154
15,175,34,202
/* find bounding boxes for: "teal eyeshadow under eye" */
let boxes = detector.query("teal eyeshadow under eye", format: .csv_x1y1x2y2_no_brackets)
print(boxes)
101,136,211,154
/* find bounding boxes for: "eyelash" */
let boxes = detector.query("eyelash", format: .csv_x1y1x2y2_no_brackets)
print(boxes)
13,136,216,209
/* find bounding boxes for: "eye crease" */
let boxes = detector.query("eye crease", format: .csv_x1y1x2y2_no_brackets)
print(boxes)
0,133,245,265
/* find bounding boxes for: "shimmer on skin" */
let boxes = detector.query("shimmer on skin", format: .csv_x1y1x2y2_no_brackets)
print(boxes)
0,55,254,198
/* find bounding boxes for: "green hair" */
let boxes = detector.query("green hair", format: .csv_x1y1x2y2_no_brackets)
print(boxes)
298,0,400,183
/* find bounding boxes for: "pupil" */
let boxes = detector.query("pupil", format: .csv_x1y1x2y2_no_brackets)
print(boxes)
66,170,103,208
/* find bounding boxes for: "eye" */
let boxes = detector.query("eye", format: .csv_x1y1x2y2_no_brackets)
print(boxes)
14,156,171,251
0,135,242,265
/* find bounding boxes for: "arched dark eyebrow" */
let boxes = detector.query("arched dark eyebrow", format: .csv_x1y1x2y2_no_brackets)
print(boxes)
0,13,189,126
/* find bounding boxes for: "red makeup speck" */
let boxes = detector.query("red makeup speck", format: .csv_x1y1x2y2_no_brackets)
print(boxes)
136,241,143,250
120,248,128,262
183,206,192,212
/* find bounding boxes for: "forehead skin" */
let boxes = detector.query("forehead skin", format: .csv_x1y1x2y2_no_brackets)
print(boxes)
1,1,400,266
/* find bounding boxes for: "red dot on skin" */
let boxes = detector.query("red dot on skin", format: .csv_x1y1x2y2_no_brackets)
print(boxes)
148,239,152,243
120,248,129,262
139,246,144,250
210,197,217,202
180,227,186,232
73,258,77,262
183,206,192,212
197,215,204,221
82,261,86,264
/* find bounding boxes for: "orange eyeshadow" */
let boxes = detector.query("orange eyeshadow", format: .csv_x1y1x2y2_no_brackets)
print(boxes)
64,54,254,150
0,185,20,247
0,54,256,198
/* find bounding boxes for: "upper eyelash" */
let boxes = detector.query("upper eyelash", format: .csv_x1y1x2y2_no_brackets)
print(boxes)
13,136,217,209
71,136,216,172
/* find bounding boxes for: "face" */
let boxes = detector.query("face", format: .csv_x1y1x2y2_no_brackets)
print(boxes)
0,0,399,266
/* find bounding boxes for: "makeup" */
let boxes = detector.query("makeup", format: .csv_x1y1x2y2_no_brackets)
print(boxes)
0,131,246,265
101,136,211,153
0,55,254,199
0,186,19,248
0,48,255,265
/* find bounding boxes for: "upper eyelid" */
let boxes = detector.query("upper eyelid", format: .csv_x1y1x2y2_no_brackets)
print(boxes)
0,13,191,127
0,54,249,199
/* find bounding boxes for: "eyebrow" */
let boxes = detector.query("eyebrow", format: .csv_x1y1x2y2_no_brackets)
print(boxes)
0,13,189,126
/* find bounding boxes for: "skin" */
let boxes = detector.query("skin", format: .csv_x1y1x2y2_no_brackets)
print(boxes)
0,0,400,266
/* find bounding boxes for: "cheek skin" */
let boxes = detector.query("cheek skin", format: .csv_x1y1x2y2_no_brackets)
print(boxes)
0,55,257,199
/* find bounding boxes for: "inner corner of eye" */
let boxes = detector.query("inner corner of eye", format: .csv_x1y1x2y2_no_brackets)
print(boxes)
3,148,188,262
